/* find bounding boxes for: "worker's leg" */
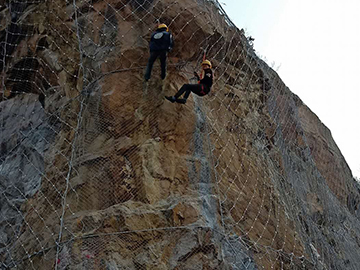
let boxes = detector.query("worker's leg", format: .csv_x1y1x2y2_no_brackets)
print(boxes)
159,51,167,80
165,84,191,103
166,84,203,104
174,84,192,99
173,84,203,104
184,84,203,99
144,51,159,81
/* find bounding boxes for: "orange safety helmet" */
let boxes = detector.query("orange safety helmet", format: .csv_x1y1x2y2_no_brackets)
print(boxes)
201,60,212,68
158,23,169,31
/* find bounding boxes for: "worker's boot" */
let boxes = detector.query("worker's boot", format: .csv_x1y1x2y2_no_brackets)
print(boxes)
176,98,187,104
165,96,176,103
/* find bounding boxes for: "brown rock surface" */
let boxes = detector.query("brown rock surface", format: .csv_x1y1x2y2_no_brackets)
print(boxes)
1,0,360,269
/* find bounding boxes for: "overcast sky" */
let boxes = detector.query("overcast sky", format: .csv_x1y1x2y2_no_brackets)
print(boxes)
220,0,360,177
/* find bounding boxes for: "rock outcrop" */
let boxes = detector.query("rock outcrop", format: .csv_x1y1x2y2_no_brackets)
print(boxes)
1,0,359,269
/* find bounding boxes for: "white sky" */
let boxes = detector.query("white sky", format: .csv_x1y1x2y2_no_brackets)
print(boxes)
220,0,360,178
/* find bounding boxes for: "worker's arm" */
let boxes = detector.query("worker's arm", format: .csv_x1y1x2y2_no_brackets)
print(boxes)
194,71,200,81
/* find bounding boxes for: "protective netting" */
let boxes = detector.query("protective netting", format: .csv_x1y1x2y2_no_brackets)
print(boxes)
1,0,360,269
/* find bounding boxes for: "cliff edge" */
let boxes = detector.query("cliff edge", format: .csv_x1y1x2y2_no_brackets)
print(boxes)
1,0,359,269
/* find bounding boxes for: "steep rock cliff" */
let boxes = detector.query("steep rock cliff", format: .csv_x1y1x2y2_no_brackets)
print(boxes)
1,0,359,269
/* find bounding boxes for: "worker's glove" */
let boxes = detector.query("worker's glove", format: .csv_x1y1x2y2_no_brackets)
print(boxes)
194,72,200,80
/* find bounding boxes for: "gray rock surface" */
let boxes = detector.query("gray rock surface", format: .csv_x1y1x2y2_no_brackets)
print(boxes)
0,94,56,261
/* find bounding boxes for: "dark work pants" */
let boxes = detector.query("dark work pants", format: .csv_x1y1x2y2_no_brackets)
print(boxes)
144,50,167,80
174,84,208,99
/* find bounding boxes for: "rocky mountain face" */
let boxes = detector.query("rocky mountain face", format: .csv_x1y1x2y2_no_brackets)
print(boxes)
1,0,360,269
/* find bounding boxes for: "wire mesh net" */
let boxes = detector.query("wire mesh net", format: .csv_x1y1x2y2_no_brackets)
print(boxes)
1,0,360,269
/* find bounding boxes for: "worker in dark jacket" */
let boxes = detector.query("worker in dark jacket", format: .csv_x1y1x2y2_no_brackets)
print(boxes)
165,60,213,104
144,24,173,81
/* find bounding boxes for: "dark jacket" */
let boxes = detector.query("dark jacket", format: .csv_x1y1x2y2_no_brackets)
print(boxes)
149,28,173,52
197,68,213,89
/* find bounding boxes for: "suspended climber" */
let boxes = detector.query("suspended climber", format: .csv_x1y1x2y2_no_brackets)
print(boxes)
144,23,174,82
165,60,213,104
